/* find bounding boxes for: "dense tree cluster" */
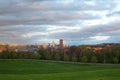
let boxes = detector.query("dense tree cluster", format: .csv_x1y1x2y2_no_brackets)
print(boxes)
0,45,120,64
0,51,41,59
38,45,120,64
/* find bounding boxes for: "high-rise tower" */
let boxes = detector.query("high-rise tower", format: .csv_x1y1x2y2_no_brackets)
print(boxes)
42,43,47,49
52,41,56,47
59,39,64,47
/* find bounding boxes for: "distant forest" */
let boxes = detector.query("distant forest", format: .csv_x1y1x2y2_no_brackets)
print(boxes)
0,45,120,64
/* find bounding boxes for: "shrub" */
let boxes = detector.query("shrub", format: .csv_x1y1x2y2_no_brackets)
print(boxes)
32,53,41,59
55,53,61,61
72,56,78,62
64,54,69,61
91,56,98,63
45,53,52,60
112,57,119,64
81,56,88,63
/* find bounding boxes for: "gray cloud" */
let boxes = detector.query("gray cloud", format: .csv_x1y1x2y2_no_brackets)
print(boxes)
0,0,120,45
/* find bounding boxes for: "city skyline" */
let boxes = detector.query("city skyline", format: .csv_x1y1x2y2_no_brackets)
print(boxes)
0,0,120,45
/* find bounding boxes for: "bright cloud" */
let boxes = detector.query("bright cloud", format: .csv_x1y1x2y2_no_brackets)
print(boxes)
0,0,120,45
90,36,110,41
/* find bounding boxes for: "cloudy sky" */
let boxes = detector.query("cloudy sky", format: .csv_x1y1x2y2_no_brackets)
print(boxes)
0,0,120,45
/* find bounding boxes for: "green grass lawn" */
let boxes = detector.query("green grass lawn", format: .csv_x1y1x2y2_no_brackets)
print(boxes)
0,60,120,80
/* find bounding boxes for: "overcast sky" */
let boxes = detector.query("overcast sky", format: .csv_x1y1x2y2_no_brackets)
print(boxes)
0,0,120,45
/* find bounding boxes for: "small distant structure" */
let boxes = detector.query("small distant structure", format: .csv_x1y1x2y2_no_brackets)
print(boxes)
42,43,47,49
94,47,103,52
59,39,64,48
0,39,68,53
52,41,56,47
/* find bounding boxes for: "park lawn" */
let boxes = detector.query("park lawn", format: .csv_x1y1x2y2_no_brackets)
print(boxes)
0,60,120,80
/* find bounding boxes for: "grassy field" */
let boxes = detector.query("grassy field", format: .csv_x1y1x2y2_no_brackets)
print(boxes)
0,60,120,80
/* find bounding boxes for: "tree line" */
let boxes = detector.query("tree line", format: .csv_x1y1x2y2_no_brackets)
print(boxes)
39,45,120,64
0,45,120,64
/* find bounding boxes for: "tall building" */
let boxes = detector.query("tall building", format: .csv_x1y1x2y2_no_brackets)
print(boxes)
52,41,56,47
35,43,39,48
59,39,64,47
42,43,47,49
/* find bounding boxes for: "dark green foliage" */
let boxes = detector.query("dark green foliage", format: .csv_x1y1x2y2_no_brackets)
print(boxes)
91,56,98,63
45,52,52,60
38,49,46,59
55,53,61,61
112,57,119,64
32,53,41,59
81,56,88,63
0,45,120,64
63,54,69,61
72,55,78,62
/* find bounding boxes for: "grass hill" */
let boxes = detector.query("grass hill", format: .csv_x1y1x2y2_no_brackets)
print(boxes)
0,60,120,80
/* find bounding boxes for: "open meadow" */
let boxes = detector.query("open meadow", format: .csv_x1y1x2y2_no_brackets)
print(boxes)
0,60,120,80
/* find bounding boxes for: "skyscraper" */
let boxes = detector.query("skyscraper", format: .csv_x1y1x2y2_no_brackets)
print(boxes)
52,41,56,47
42,43,47,49
59,39,64,47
